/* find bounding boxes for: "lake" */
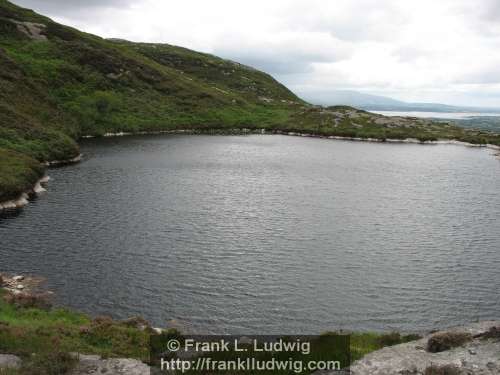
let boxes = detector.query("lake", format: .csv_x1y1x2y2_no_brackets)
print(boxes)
1,135,500,334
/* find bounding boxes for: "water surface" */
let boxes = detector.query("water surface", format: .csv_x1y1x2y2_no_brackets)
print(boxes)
1,135,500,334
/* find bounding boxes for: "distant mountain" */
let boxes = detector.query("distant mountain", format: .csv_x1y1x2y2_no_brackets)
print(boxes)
305,90,500,113
303,90,405,108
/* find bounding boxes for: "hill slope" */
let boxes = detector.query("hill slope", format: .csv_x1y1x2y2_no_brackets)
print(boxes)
0,0,302,201
1,0,499,203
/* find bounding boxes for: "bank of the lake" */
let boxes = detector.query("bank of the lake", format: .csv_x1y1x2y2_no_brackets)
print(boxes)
0,272,423,374
1,276,499,374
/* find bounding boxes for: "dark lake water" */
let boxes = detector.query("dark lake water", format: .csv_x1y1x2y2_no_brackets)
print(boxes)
1,135,500,334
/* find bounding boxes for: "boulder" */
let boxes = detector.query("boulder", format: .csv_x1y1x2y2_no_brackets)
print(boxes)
120,316,150,330
0,354,21,369
70,355,151,375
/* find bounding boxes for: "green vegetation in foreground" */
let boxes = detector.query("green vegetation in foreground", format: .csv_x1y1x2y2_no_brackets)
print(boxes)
0,289,151,374
1,0,500,202
0,290,420,374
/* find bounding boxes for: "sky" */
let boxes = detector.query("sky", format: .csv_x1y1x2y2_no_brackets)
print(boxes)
11,0,500,107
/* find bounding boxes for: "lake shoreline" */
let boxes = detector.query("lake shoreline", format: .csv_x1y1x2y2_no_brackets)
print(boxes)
0,175,49,211
0,153,81,212
44,153,83,167
82,128,500,152
3,129,499,212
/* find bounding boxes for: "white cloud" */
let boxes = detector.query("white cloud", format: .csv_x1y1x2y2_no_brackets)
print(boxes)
11,0,500,107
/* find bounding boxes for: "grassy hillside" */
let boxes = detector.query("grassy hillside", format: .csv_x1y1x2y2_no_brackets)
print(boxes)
0,0,303,201
0,0,499,202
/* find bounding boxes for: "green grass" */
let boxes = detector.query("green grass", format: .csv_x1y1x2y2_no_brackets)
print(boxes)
0,289,421,374
0,291,413,361
0,291,151,363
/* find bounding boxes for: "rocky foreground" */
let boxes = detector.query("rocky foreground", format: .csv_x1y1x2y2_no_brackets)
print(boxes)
1,274,499,374
0,354,150,375
345,321,500,375
1,321,499,374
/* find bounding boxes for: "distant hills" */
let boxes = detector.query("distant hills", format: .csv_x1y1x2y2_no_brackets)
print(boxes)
303,90,500,114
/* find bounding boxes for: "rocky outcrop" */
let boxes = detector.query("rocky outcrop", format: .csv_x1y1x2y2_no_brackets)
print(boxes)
0,352,153,374
10,20,47,41
348,321,500,375
0,354,21,370
70,354,151,375
0,273,46,294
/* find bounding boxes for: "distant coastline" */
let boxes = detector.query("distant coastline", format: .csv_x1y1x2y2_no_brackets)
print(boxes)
371,110,500,120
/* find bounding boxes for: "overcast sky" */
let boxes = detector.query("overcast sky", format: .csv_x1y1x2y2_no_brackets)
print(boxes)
12,0,500,107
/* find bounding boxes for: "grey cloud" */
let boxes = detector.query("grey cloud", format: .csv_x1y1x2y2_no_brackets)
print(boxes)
394,45,435,63
220,55,314,76
11,0,133,15
455,68,500,85
480,0,500,22
277,0,410,43
214,40,349,76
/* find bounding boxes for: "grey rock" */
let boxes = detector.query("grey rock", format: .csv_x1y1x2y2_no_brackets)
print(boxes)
10,20,48,40
70,354,151,375
348,321,500,375
0,354,21,369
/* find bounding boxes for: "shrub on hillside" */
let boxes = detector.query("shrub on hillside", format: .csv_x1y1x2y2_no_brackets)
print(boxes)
427,332,472,353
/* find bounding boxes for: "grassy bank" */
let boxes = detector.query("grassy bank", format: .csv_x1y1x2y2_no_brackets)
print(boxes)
0,289,420,374
0,289,151,374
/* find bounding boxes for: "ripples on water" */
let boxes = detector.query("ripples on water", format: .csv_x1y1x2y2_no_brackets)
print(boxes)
1,135,500,334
